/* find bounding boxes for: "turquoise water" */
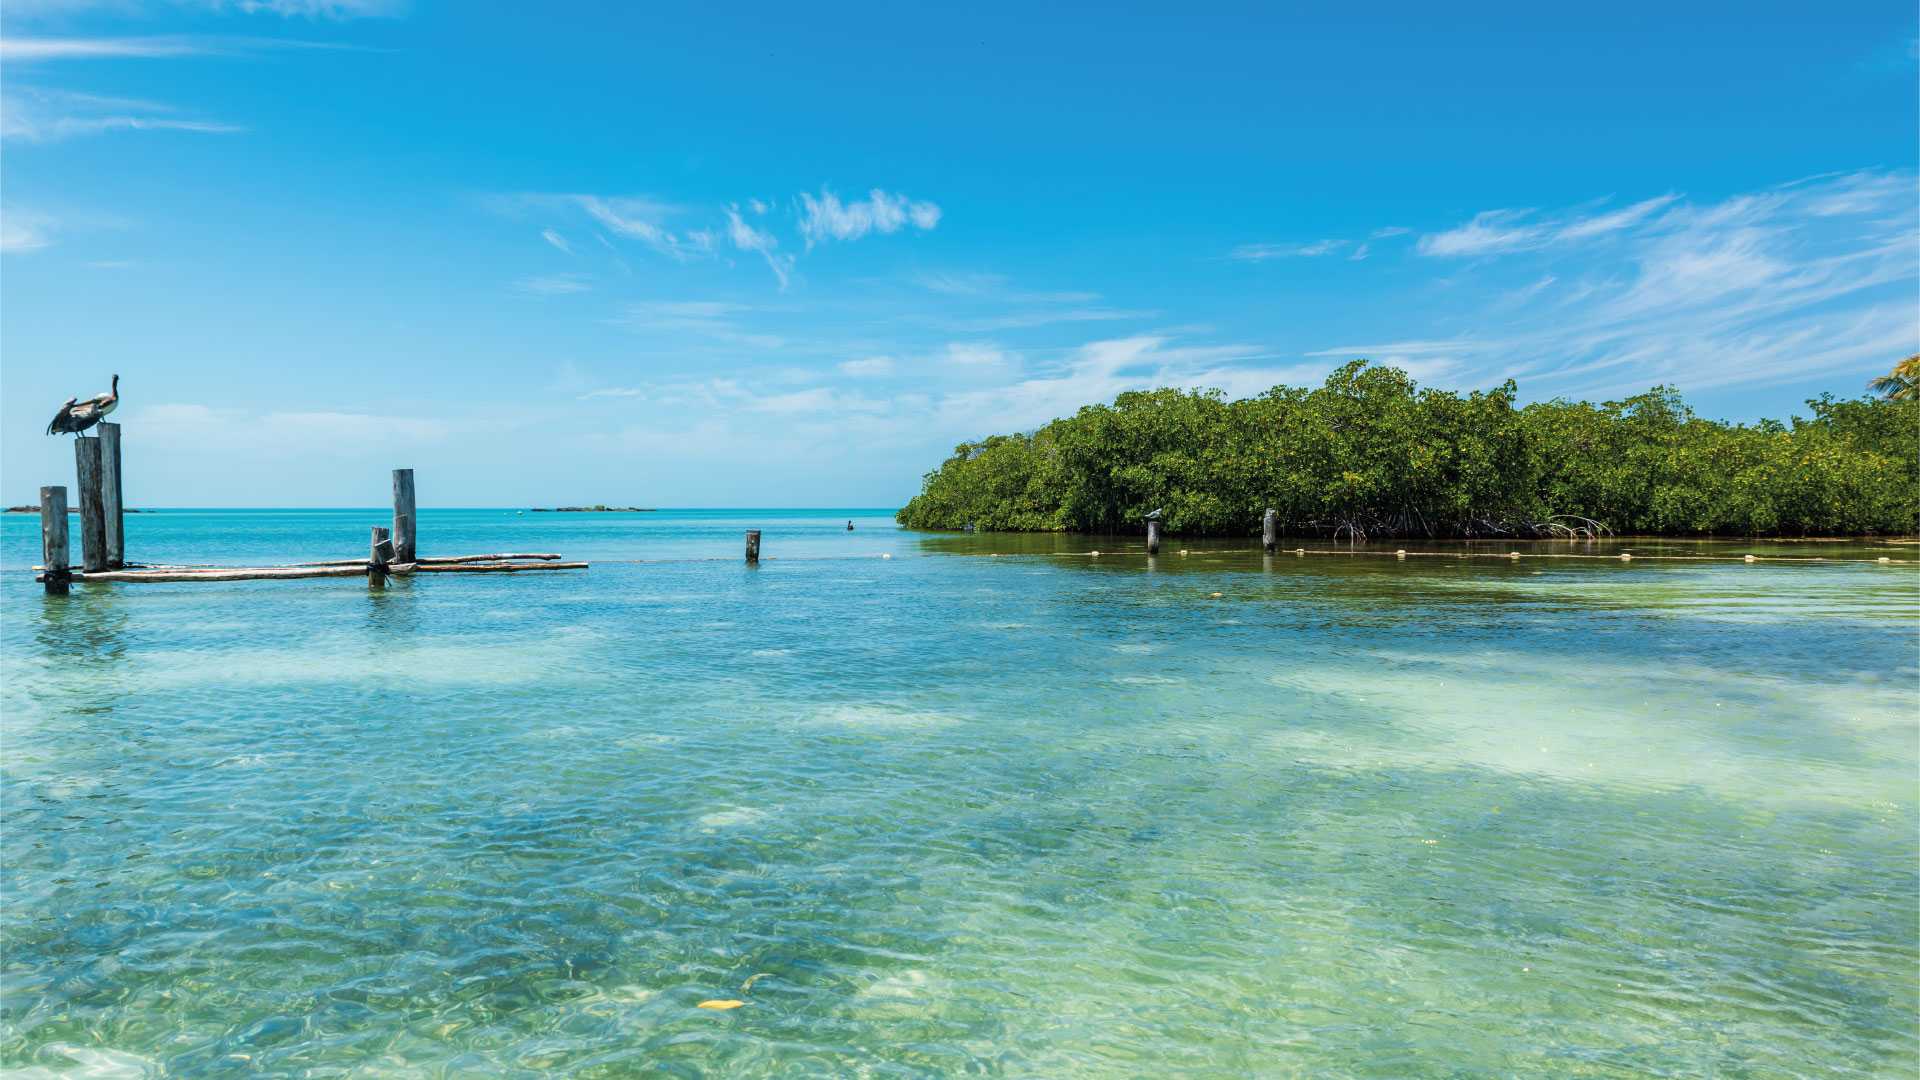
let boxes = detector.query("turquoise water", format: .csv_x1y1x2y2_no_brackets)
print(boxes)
3,510,1916,1077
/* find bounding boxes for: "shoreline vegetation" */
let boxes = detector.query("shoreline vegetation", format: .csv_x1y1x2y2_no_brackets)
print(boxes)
897,361,1919,539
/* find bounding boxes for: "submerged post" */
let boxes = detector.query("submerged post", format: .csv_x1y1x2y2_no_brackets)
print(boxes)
99,422,124,568
392,468,416,564
1262,508,1277,554
40,486,69,595
370,525,393,579
1146,519,1162,556
74,436,107,573
745,529,761,564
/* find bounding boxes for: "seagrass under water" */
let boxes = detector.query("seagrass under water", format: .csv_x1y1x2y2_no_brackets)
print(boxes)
3,510,1915,1077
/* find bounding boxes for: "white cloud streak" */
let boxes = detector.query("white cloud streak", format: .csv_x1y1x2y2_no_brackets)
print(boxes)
797,187,940,248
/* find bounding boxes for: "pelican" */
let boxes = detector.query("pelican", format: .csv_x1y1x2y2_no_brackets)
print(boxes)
46,375,119,436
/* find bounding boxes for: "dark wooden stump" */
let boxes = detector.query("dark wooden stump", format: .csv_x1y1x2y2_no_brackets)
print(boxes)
1146,519,1162,555
40,486,69,594
745,529,761,564
1262,508,1278,554
99,422,124,568
75,437,107,573
392,469,416,564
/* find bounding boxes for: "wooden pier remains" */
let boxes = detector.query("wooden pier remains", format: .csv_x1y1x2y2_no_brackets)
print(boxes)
745,529,762,564
34,457,586,588
1146,518,1162,555
1262,508,1278,554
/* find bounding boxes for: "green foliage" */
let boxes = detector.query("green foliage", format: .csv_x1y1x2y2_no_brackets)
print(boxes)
897,362,1920,537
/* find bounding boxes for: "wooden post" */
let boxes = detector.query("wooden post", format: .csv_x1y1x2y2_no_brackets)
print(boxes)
74,436,107,573
99,422,124,568
745,529,761,564
370,526,393,579
392,468,416,564
1146,519,1162,555
1262,508,1278,554
40,486,69,595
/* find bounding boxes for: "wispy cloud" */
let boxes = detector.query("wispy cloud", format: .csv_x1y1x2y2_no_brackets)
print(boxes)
797,187,940,248
838,355,895,376
725,204,793,288
512,273,591,296
1,212,53,253
540,228,572,254
615,300,785,349
1418,193,1680,256
0,37,209,61
4,0,404,16
569,195,713,260
1334,170,1917,396
2,87,242,141
1229,239,1345,261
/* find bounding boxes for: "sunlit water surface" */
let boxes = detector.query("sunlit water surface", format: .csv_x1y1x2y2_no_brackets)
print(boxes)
3,510,1915,1077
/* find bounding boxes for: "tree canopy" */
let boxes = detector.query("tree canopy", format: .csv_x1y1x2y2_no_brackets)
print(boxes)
897,362,1919,538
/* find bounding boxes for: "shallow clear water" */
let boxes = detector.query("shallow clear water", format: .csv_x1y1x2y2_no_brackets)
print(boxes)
3,510,1916,1077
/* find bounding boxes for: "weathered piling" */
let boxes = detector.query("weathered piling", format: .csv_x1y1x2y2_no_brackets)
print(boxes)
74,436,108,573
1146,519,1162,555
99,422,124,568
745,529,761,564
370,526,393,579
1262,509,1278,554
392,468,416,564
40,486,69,595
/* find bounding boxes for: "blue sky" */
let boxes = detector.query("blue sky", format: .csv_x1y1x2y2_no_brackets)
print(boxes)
2,2,1915,507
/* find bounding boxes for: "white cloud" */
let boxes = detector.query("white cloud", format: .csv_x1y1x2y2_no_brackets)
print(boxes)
616,300,784,349
1333,169,1919,397
2,88,242,141
512,273,591,296
1371,226,1412,239
133,402,449,444
0,37,208,60
725,205,793,288
579,386,646,400
569,195,713,260
1,212,53,253
797,187,941,248
1417,209,1546,257
1419,194,1679,256
1230,239,1345,261
839,356,896,376
942,343,1010,367
541,228,571,254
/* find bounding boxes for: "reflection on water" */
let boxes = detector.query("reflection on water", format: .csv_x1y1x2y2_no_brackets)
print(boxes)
1,510,1915,1076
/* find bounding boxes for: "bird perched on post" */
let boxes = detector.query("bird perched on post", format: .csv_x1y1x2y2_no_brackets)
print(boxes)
46,375,119,436
1145,508,1163,520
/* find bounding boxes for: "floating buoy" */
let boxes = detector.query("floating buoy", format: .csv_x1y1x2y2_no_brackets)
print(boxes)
1743,555,1757,562
1294,548,1305,555
1878,556,1892,563
1508,552,1521,560
880,553,891,559
1179,549,1189,556
1090,551,1101,557
697,999,745,1010
1619,553,1633,561
1209,591,1223,598
1395,549,1407,559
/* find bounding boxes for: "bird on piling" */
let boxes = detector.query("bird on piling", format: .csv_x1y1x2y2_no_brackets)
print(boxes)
46,374,119,436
